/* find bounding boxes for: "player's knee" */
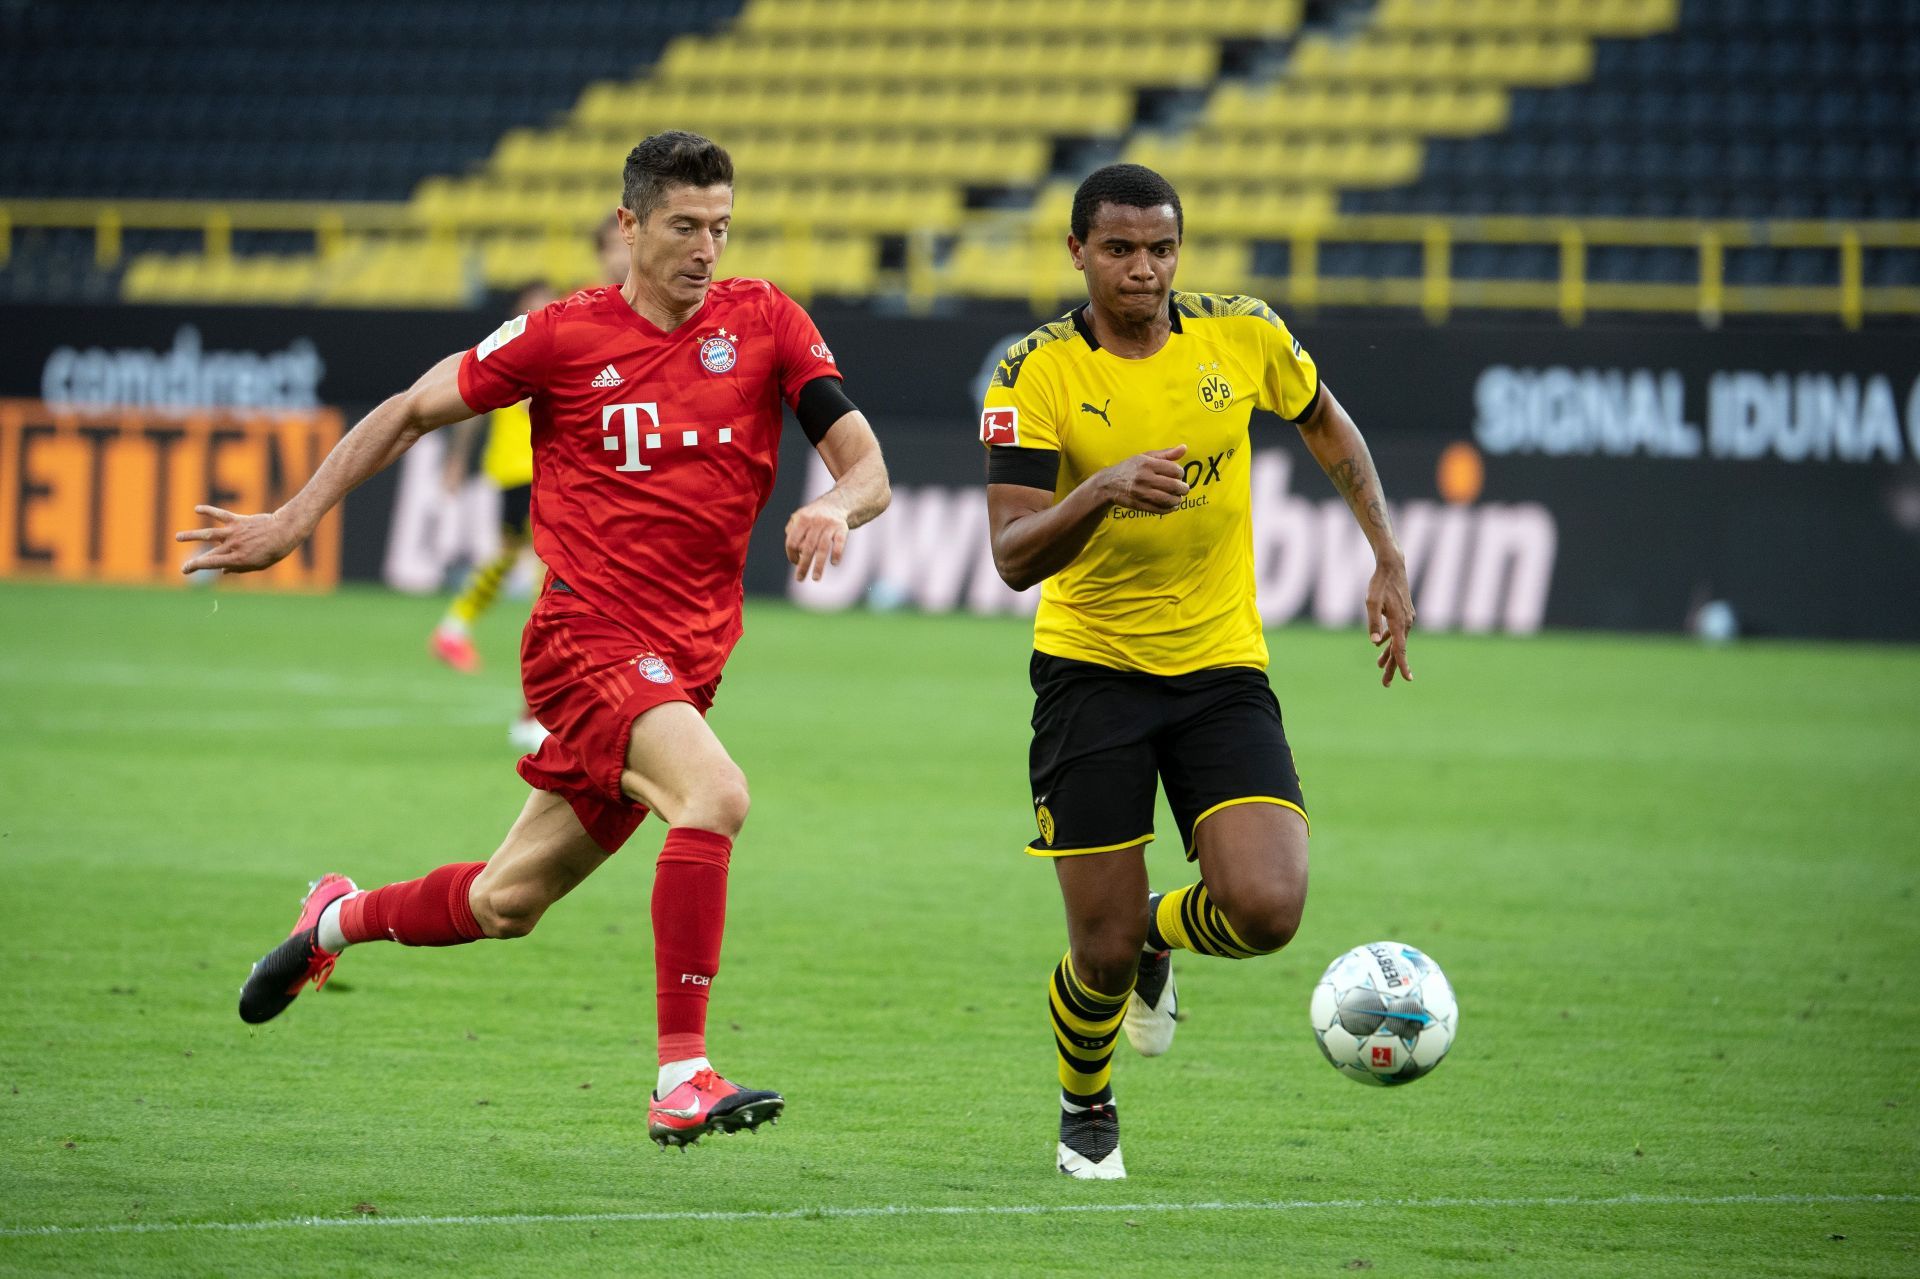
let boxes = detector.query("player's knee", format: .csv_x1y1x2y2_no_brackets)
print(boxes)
677,768,751,837
1072,934,1146,997
1217,886,1303,955
472,880,548,940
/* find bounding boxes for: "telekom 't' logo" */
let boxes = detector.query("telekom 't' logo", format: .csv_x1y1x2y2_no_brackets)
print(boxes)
601,402,734,473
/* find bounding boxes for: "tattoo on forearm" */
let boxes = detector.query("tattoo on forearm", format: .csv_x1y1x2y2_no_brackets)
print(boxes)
1328,457,1361,502
1327,455,1393,535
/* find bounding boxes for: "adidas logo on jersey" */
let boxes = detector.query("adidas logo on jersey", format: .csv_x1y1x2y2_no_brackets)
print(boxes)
591,365,624,388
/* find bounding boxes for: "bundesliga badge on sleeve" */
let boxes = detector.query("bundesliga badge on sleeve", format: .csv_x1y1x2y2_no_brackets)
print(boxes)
980,407,1019,445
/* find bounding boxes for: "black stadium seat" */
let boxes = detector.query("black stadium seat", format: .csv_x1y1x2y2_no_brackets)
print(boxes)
0,0,740,202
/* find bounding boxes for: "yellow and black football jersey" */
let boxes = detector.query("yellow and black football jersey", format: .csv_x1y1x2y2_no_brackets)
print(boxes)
480,398,534,489
981,292,1320,676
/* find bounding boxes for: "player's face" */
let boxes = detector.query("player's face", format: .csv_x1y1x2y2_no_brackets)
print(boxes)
625,184,733,310
1069,202,1180,326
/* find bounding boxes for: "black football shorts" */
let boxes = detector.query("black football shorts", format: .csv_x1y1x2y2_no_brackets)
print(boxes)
1024,651,1307,860
500,483,533,537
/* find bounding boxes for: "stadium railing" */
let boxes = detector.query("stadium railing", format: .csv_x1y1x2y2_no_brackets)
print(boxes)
6,198,1917,326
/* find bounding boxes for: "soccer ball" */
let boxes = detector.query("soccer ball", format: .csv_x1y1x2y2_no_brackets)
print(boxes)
1309,941,1457,1086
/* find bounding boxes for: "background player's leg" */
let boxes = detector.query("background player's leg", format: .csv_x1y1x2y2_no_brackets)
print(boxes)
618,702,753,1093
1152,803,1309,959
430,519,532,673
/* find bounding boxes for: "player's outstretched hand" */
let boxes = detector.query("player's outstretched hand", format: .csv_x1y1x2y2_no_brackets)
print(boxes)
1367,554,1414,687
1102,445,1189,514
175,505,298,575
785,499,851,582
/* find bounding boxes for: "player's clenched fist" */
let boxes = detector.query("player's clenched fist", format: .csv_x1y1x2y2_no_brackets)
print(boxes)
1100,445,1189,513
175,505,299,575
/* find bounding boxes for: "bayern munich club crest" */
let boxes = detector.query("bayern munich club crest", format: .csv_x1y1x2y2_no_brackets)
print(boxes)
632,653,675,684
698,328,738,374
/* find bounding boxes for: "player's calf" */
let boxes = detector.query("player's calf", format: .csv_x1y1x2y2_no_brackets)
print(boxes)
1049,954,1132,1178
468,876,556,939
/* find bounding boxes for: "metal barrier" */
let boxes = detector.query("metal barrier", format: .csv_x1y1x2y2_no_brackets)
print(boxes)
5,198,1918,327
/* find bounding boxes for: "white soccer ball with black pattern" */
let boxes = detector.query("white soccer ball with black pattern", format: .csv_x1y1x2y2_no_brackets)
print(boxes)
1310,941,1457,1086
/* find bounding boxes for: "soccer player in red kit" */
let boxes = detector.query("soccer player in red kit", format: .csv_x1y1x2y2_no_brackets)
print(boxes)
178,132,891,1148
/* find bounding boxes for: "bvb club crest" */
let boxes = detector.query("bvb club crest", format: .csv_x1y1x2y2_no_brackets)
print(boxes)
1198,371,1234,413
699,328,739,374
1036,804,1056,845
632,653,675,684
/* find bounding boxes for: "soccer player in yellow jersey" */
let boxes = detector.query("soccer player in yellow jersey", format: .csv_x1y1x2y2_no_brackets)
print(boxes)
981,165,1414,1179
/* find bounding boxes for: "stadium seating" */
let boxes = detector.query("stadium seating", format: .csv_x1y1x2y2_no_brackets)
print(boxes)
3,0,1916,313
61,0,1308,305
1337,0,1920,285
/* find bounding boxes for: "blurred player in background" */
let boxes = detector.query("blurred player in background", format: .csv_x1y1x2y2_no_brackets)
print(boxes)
981,164,1413,1179
181,131,890,1149
430,280,558,752
596,211,629,287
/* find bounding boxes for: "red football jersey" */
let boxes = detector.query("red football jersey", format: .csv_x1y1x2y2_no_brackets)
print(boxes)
456,280,840,684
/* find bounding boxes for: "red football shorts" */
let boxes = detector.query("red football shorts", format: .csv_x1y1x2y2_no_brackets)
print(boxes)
516,587,718,852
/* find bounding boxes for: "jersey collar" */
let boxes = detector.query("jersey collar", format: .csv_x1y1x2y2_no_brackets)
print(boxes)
1071,298,1183,352
609,284,715,340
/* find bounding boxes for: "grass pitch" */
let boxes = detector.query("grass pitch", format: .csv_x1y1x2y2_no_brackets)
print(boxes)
0,581,1916,1277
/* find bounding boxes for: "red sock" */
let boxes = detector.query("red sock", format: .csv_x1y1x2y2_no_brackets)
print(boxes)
339,862,487,946
652,828,731,1065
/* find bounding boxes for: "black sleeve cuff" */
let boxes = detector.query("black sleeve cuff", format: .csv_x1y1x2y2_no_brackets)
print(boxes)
986,446,1060,491
795,375,858,445
1285,380,1325,425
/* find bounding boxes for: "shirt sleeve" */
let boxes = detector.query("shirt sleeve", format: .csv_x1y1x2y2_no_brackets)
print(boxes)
457,302,557,414
1255,310,1323,423
769,286,842,408
980,340,1063,454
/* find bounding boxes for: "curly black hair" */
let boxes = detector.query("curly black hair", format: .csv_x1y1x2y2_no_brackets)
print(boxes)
622,131,734,222
1069,163,1183,242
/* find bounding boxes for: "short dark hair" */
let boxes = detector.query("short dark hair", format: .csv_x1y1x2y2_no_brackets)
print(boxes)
622,131,734,222
1069,163,1183,242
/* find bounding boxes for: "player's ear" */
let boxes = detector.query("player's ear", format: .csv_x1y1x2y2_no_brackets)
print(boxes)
1067,234,1085,271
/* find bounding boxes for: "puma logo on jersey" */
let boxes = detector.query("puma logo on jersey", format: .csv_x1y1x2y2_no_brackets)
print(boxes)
591,364,624,388
1079,398,1113,427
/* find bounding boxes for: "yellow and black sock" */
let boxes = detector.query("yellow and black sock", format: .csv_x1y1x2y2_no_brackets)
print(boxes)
1146,883,1274,960
1049,953,1132,1106
446,544,519,626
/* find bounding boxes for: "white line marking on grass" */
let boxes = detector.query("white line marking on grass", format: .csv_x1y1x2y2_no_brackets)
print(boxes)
2,1192,1912,1241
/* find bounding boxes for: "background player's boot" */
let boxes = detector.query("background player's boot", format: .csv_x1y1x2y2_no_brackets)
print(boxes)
1057,1101,1125,1179
238,874,357,1025
1124,944,1178,1057
647,1068,784,1148
429,622,480,673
